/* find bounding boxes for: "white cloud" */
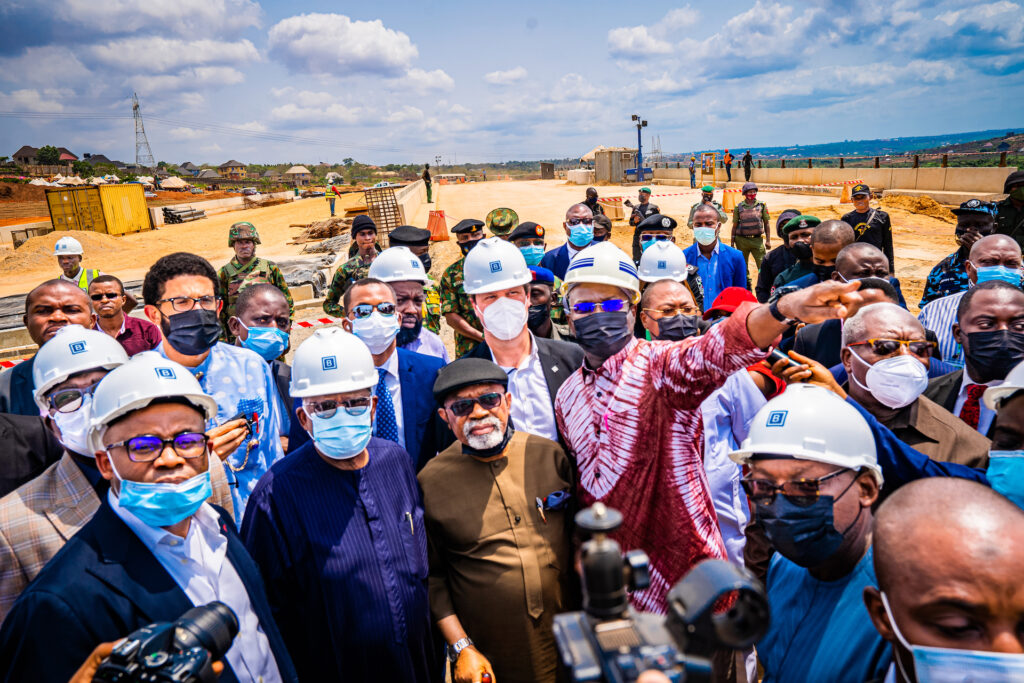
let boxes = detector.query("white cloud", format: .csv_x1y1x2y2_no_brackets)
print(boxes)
87,38,259,73
0,88,71,112
54,0,262,36
385,106,425,124
662,7,700,31
237,121,267,132
167,127,208,140
125,67,245,95
484,66,528,85
607,26,673,58
401,68,455,93
550,73,607,101
640,74,694,94
268,13,418,76
200,143,223,153
0,47,91,87
270,101,364,125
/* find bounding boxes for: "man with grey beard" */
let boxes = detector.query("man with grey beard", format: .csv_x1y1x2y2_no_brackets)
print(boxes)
418,358,575,683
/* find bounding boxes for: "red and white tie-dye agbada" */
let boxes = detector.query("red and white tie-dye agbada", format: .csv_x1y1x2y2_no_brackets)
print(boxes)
554,302,768,613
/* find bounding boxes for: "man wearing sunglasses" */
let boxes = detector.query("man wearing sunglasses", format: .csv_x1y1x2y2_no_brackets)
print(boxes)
730,384,891,683
0,327,236,622
540,203,597,281
841,303,990,469
242,327,437,683
143,252,286,515
631,213,676,264
88,274,161,356
420,358,574,683
0,353,296,683
462,238,583,444
369,244,448,361
554,240,867,612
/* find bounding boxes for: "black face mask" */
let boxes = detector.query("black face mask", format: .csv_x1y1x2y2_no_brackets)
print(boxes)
161,308,222,356
459,239,480,256
461,424,514,459
653,314,701,341
418,253,432,272
812,263,836,282
790,241,812,262
963,329,1024,383
396,318,422,347
573,311,634,363
527,304,550,331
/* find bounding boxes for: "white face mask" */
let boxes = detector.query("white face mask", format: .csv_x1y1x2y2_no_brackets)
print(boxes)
479,297,528,341
849,350,929,409
350,311,400,354
52,395,94,456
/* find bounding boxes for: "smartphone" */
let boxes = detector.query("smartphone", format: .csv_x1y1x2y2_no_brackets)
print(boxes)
768,347,802,370
224,410,254,435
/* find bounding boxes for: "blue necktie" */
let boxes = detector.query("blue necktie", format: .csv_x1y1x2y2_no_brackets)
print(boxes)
374,367,400,443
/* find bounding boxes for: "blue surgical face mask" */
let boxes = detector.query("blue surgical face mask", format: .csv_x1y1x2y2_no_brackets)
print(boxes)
693,227,718,246
881,591,1024,682
975,264,1023,287
987,450,1024,510
519,245,545,266
238,322,290,361
568,223,594,248
308,407,372,460
109,456,212,528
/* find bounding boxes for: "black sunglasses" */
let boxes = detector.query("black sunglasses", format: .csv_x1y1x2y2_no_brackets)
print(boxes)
90,292,121,301
351,302,396,319
446,392,504,417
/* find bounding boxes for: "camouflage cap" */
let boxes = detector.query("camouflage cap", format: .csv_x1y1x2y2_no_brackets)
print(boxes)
228,221,260,246
485,207,519,236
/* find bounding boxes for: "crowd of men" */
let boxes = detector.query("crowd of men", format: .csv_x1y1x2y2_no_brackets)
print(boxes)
0,168,1023,683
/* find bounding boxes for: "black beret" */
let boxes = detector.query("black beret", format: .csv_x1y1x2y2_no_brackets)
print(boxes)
508,221,545,241
451,218,485,234
636,213,677,234
433,358,509,404
1004,170,1024,194
389,225,430,247
351,214,377,236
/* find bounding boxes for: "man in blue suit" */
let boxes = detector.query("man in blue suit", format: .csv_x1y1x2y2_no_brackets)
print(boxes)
0,353,296,683
683,204,750,312
289,278,451,469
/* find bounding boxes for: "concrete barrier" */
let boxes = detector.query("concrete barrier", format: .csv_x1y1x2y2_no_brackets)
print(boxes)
394,180,425,226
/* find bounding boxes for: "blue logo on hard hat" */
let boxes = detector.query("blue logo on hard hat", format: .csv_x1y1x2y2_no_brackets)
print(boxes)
411,260,420,269
657,260,667,269
322,356,337,371
69,341,87,355
489,261,502,273
155,367,176,380
766,410,787,427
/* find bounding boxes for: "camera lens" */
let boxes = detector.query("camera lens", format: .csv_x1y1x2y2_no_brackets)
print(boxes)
173,601,240,659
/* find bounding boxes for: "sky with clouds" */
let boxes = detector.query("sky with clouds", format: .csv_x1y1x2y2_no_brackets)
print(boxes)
1,0,1022,165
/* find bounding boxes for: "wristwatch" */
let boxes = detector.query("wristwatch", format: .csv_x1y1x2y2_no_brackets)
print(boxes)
767,285,802,326
448,637,474,663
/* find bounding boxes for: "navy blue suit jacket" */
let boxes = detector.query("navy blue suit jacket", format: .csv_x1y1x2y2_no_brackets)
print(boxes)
540,243,572,281
288,347,452,471
0,501,298,683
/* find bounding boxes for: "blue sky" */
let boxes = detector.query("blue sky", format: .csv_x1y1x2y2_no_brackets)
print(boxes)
1,0,1022,165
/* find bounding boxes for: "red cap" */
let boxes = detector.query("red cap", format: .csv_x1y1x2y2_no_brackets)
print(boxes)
703,287,757,319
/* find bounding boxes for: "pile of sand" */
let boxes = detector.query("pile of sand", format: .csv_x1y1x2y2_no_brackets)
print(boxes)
0,231,122,271
880,195,956,223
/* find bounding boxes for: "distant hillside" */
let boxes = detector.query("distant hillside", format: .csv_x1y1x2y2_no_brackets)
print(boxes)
666,128,1022,159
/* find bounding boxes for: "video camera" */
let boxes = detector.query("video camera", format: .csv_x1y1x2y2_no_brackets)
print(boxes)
554,504,770,683
93,601,239,683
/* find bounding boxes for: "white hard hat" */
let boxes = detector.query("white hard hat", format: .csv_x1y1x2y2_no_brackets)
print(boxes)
290,327,376,398
639,241,688,283
560,241,641,304
368,246,429,284
87,352,218,454
54,236,84,256
32,325,129,411
462,237,531,295
984,360,1024,410
729,384,882,484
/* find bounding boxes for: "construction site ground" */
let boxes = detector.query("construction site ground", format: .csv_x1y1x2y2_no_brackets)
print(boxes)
0,180,960,357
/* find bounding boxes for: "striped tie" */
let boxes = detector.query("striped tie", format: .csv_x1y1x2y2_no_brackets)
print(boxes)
374,367,400,443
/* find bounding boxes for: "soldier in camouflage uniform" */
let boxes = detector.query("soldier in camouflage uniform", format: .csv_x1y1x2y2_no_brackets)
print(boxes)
218,222,292,342
388,225,441,334
439,218,486,357
485,207,518,239
323,215,379,317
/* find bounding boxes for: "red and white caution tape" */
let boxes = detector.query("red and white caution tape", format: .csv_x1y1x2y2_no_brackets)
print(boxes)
0,357,27,369
294,316,344,329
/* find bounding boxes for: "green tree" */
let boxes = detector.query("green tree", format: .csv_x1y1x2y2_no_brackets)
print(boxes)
343,158,355,167
72,160,93,176
36,145,60,165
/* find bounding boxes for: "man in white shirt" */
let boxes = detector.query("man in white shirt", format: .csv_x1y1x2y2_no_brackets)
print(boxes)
460,238,583,443
368,245,449,362
0,352,296,682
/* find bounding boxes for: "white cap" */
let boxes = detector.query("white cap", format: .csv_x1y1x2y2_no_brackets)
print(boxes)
32,325,129,411
54,236,83,256
87,352,218,454
984,360,1024,410
639,241,688,283
561,241,641,304
462,237,531,295
729,384,882,484
368,246,429,284
290,327,376,398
